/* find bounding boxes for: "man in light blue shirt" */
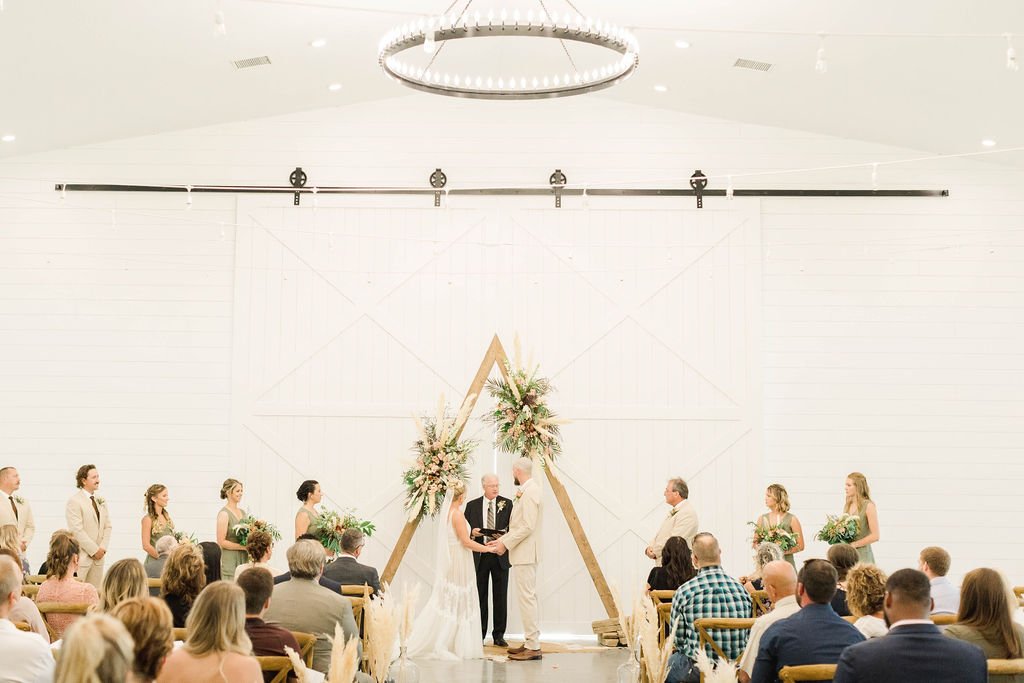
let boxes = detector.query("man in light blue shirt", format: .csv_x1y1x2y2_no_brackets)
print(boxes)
919,546,959,614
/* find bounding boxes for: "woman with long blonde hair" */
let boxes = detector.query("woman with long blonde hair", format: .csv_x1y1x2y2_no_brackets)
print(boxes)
0,524,29,573
156,581,261,683
97,557,147,612
946,568,1024,677
844,472,880,564
215,478,247,581
54,612,135,683
110,597,175,683
752,483,805,568
141,484,175,578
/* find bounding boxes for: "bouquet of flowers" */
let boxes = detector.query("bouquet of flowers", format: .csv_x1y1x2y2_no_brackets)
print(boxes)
171,530,199,545
815,513,859,545
485,338,566,463
232,515,282,546
403,395,478,521
313,508,376,553
748,521,799,552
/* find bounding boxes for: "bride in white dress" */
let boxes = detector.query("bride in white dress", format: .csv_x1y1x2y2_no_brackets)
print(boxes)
407,480,498,660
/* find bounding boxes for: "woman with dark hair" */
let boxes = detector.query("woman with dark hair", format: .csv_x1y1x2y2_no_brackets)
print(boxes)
646,536,696,592
827,543,859,617
294,479,322,540
946,568,1024,681
36,533,99,638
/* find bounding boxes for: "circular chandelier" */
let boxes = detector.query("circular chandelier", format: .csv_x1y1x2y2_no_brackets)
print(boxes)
377,7,640,100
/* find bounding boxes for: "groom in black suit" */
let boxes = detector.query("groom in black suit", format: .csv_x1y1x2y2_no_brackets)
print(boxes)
465,473,512,647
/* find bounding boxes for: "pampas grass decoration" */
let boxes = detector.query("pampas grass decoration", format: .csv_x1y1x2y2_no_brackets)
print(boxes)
285,644,312,683
398,583,420,647
695,648,738,683
365,584,399,683
326,623,360,683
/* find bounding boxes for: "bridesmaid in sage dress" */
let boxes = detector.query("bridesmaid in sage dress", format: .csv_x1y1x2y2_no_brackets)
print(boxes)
844,472,880,564
141,484,175,577
294,479,322,540
754,483,805,569
216,478,248,581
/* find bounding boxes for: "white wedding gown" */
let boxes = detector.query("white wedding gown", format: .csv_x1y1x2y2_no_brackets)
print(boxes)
407,500,483,660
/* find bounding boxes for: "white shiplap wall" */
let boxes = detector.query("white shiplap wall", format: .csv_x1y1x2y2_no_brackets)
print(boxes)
1,94,1022,625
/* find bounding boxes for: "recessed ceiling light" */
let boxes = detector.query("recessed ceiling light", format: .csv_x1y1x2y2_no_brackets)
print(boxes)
310,38,327,48
328,83,342,92
0,135,15,143
981,139,996,147
653,84,668,93
674,39,691,49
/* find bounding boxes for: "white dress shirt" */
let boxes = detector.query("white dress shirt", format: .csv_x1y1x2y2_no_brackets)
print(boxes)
929,576,960,615
738,594,801,676
0,618,55,682
854,614,888,639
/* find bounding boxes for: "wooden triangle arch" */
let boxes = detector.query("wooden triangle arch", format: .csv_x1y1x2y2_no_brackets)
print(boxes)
381,334,618,620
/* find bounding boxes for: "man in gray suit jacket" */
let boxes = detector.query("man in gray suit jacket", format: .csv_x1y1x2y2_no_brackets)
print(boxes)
264,540,371,681
323,528,380,596
833,569,986,683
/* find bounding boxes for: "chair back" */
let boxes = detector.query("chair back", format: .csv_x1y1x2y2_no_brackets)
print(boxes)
36,602,92,642
172,627,188,642
340,584,370,597
778,664,838,682
291,631,316,668
25,574,46,585
989,659,1024,676
930,614,956,626
255,655,293,683
694,617,755,662
14,621,32,632
841,615,857,623
650,590,675,604
656,602,673,646
146,578,162,589
22,584,39,600
750,590,771,616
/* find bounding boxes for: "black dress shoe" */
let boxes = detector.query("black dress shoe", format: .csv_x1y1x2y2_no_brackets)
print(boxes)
493,638,508,647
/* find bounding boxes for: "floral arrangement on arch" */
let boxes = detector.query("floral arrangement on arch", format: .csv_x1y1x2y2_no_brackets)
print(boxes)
313,508,376,553
748,521,799,552
815,513,859,545
232,515,282,546
485,339,566,463
403,395,478,522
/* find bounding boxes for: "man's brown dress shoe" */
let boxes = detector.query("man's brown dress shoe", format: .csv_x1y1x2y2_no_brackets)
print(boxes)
508,649,543,661
506,645,527,655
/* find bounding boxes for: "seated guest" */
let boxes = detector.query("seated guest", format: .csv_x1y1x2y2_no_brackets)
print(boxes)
0,524,29,574
198,541,221,585
238,567,301,682
751,559,864,683
147,536,178,584
273,533,343,592
36,529,75,575
323,528,381,595
234,529,277,581
264,540,369,680
741,542,784,593
846,563,888,639
0,547,48,641
647,536,696,593
97,558,147,612
667,533,752,683
827,543,859,617
0,554,54,682
56,613,135,683
919,546,959,615
737,561,801,683
834,568,987,683
160,543,206,628
157,581,261,683
109,597,174,683
945,567,1024,678
36,532,99,639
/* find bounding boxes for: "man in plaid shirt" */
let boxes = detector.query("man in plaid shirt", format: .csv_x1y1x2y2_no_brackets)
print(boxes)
667,532,752,683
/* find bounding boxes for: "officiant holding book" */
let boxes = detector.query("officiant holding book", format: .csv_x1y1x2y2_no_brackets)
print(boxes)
466,473,513,646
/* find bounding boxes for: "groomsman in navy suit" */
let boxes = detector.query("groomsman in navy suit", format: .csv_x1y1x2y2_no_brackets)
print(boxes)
465,474,513,647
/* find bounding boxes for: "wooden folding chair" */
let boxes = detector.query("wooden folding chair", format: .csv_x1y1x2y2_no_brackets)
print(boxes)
650,589,675,604
35,602,92,642
841,615,857,624
778,664,838,682
255,656,293,683
146,578,162,590
291,631,316,668
989,659,1024,676
345,595,368,672
930,614,956,626
14,621,32,632
656,602,673,647
172,627,188,642
1013,586,1024,608
21,584,39,600
694,617,755,661
24,574,46,585
750,590,771,616
340,584,371,597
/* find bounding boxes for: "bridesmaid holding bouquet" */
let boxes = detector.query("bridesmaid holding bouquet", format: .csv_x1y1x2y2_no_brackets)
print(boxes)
216,478,248,581
752,483,805,568
844,472,880,564
140,484,174,577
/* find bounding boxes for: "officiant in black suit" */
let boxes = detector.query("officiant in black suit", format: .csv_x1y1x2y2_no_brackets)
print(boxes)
465,473,513,646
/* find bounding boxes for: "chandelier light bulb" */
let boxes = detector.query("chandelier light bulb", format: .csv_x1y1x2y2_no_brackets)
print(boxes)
213,10,226,36
423,31,437,53
726,176,734,200
815,34,827,73
1006,35,1019,71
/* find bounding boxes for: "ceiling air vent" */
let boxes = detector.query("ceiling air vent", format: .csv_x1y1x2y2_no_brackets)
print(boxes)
733,58,772,72
233,56,272,70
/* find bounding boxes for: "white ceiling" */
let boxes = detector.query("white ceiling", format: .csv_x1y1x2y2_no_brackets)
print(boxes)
1,0,1022,163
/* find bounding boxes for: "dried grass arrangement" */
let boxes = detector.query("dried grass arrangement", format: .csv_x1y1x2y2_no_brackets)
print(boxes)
365,584,399,683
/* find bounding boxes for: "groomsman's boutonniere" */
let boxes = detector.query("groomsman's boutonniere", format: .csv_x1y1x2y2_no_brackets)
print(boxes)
95,497,107,506
12,495,25,505
497,500,507,513
514,489,524,502
670,508,678,517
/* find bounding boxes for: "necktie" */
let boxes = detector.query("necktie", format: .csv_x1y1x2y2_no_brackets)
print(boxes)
487,500,495,542
90,495,100,522
8,496,17,521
